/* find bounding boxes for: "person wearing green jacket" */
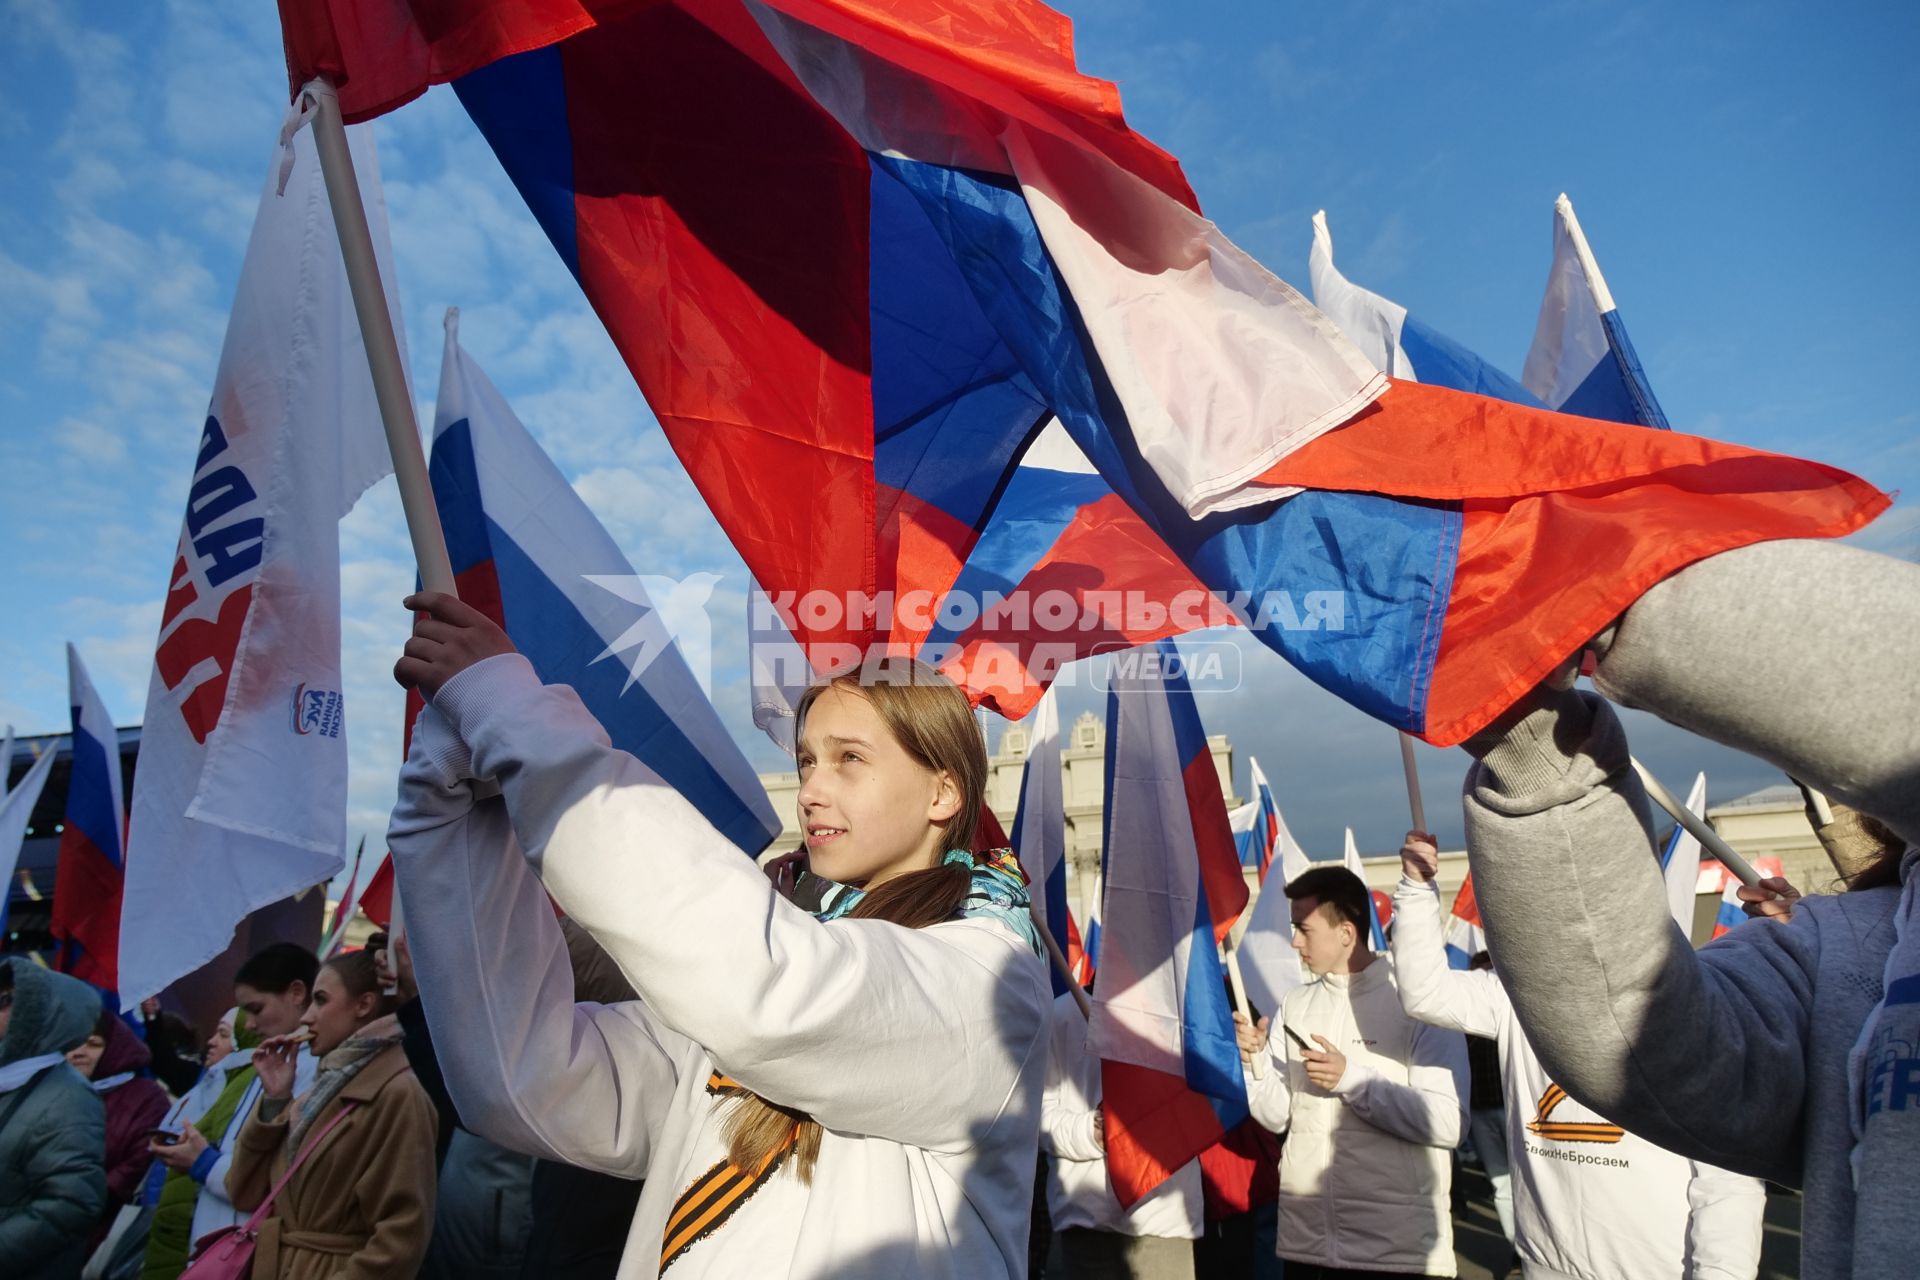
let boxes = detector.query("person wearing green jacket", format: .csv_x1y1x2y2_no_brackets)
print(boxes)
0,958,108,1279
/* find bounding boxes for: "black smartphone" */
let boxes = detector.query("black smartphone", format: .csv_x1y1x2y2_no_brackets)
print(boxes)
1280,1024,1313,1054
148,1128,184,1145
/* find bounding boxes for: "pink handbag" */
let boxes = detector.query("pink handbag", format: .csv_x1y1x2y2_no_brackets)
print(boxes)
181,1101,360,1279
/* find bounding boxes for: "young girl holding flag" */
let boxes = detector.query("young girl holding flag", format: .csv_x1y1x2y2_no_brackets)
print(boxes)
387,593,1051,1278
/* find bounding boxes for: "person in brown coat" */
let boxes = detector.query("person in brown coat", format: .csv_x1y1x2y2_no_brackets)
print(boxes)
227,949,436,1280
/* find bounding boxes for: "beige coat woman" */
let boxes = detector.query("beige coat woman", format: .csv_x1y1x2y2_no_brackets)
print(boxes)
226,1042,437,1280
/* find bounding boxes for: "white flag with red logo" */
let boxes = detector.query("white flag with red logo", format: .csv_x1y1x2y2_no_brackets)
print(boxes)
118,120,399,1005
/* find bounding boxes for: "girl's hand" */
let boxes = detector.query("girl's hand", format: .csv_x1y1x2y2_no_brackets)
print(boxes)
252,1035,304,1100
393,592,517,699
1737,875,1802,923
763,849,806,899
1399,830,1440,881
150,1119,210,1170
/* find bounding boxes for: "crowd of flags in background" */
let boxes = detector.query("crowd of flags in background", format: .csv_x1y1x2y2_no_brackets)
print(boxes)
1,0,1876,1224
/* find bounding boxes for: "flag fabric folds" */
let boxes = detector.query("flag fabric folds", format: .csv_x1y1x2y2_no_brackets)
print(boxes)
1443,875,1487,972
52,646,127,990
119,122,399,1007
1090,639,1249,1208
1522,195,1671,429
1228,756,1307,884
1234,878,1302,1032
322,840,379,957
1286,213,1885,743
0,740,57,941
284,0,1888,748
1226,756,1309,1016
426,310,782,858
1008,688,1070,995
1712,881,1746,940
1340,827,1388,952
1659,772,1709,936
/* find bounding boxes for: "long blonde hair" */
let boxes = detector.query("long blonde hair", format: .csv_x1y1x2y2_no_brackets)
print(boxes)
724,660,989,1182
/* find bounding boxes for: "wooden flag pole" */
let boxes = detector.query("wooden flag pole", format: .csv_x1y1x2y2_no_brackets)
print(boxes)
304,78,447,985
1631,758,1761,889
1030,905,1091,1019
1223,937,1266,1080
301,79,455,598
1398,733,1429,833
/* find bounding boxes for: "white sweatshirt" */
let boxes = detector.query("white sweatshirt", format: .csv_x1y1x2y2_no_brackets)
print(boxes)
1245,952,1467,1276
1039,992,1202,1238
387,655,1052,1280
1391,874,1766,1280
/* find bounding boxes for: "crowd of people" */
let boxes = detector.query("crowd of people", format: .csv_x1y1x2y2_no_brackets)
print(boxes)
0,537,1913,1278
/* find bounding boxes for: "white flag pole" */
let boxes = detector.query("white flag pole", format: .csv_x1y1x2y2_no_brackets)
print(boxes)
302,78,447,984
1631,758,1760,888
1398,733,1429,834
300,79,455,598
1553,193,1617,315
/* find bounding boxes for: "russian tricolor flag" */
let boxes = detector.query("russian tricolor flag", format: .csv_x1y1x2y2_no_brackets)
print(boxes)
1443,874,1487,972
283,0,1887,749
53,644,126,992
1090,639,1250,1208
1228,756,1310,886
1522,195,1671,429
423,310,781,858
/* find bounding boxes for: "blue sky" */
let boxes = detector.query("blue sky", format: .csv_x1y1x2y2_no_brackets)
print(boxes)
1,0,1914,868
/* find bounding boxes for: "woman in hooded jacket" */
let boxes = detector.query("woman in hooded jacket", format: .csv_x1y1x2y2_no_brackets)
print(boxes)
0,959,108,1279
67,1008,171,1215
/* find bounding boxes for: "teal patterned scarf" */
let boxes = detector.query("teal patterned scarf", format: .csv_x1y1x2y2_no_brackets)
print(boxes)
791,847,1043,958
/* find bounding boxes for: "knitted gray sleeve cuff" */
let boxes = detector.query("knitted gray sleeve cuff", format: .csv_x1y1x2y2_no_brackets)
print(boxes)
1469,689,1631,815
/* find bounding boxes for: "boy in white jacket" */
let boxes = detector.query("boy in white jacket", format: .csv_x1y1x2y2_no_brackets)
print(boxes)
387,596,1052,1279
1234,865,1468,1278
1392,831,1765,1280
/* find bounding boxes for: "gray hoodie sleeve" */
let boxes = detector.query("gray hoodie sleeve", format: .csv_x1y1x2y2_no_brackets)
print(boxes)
1463,689,1817,1185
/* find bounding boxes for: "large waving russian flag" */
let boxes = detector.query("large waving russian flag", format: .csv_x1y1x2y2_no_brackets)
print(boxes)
282,0,1886,748
422,309,782,857
53,644,127,992
1091,639,1250,1208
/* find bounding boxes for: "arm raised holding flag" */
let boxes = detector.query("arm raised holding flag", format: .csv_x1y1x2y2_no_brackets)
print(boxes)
389,594,1052,1278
